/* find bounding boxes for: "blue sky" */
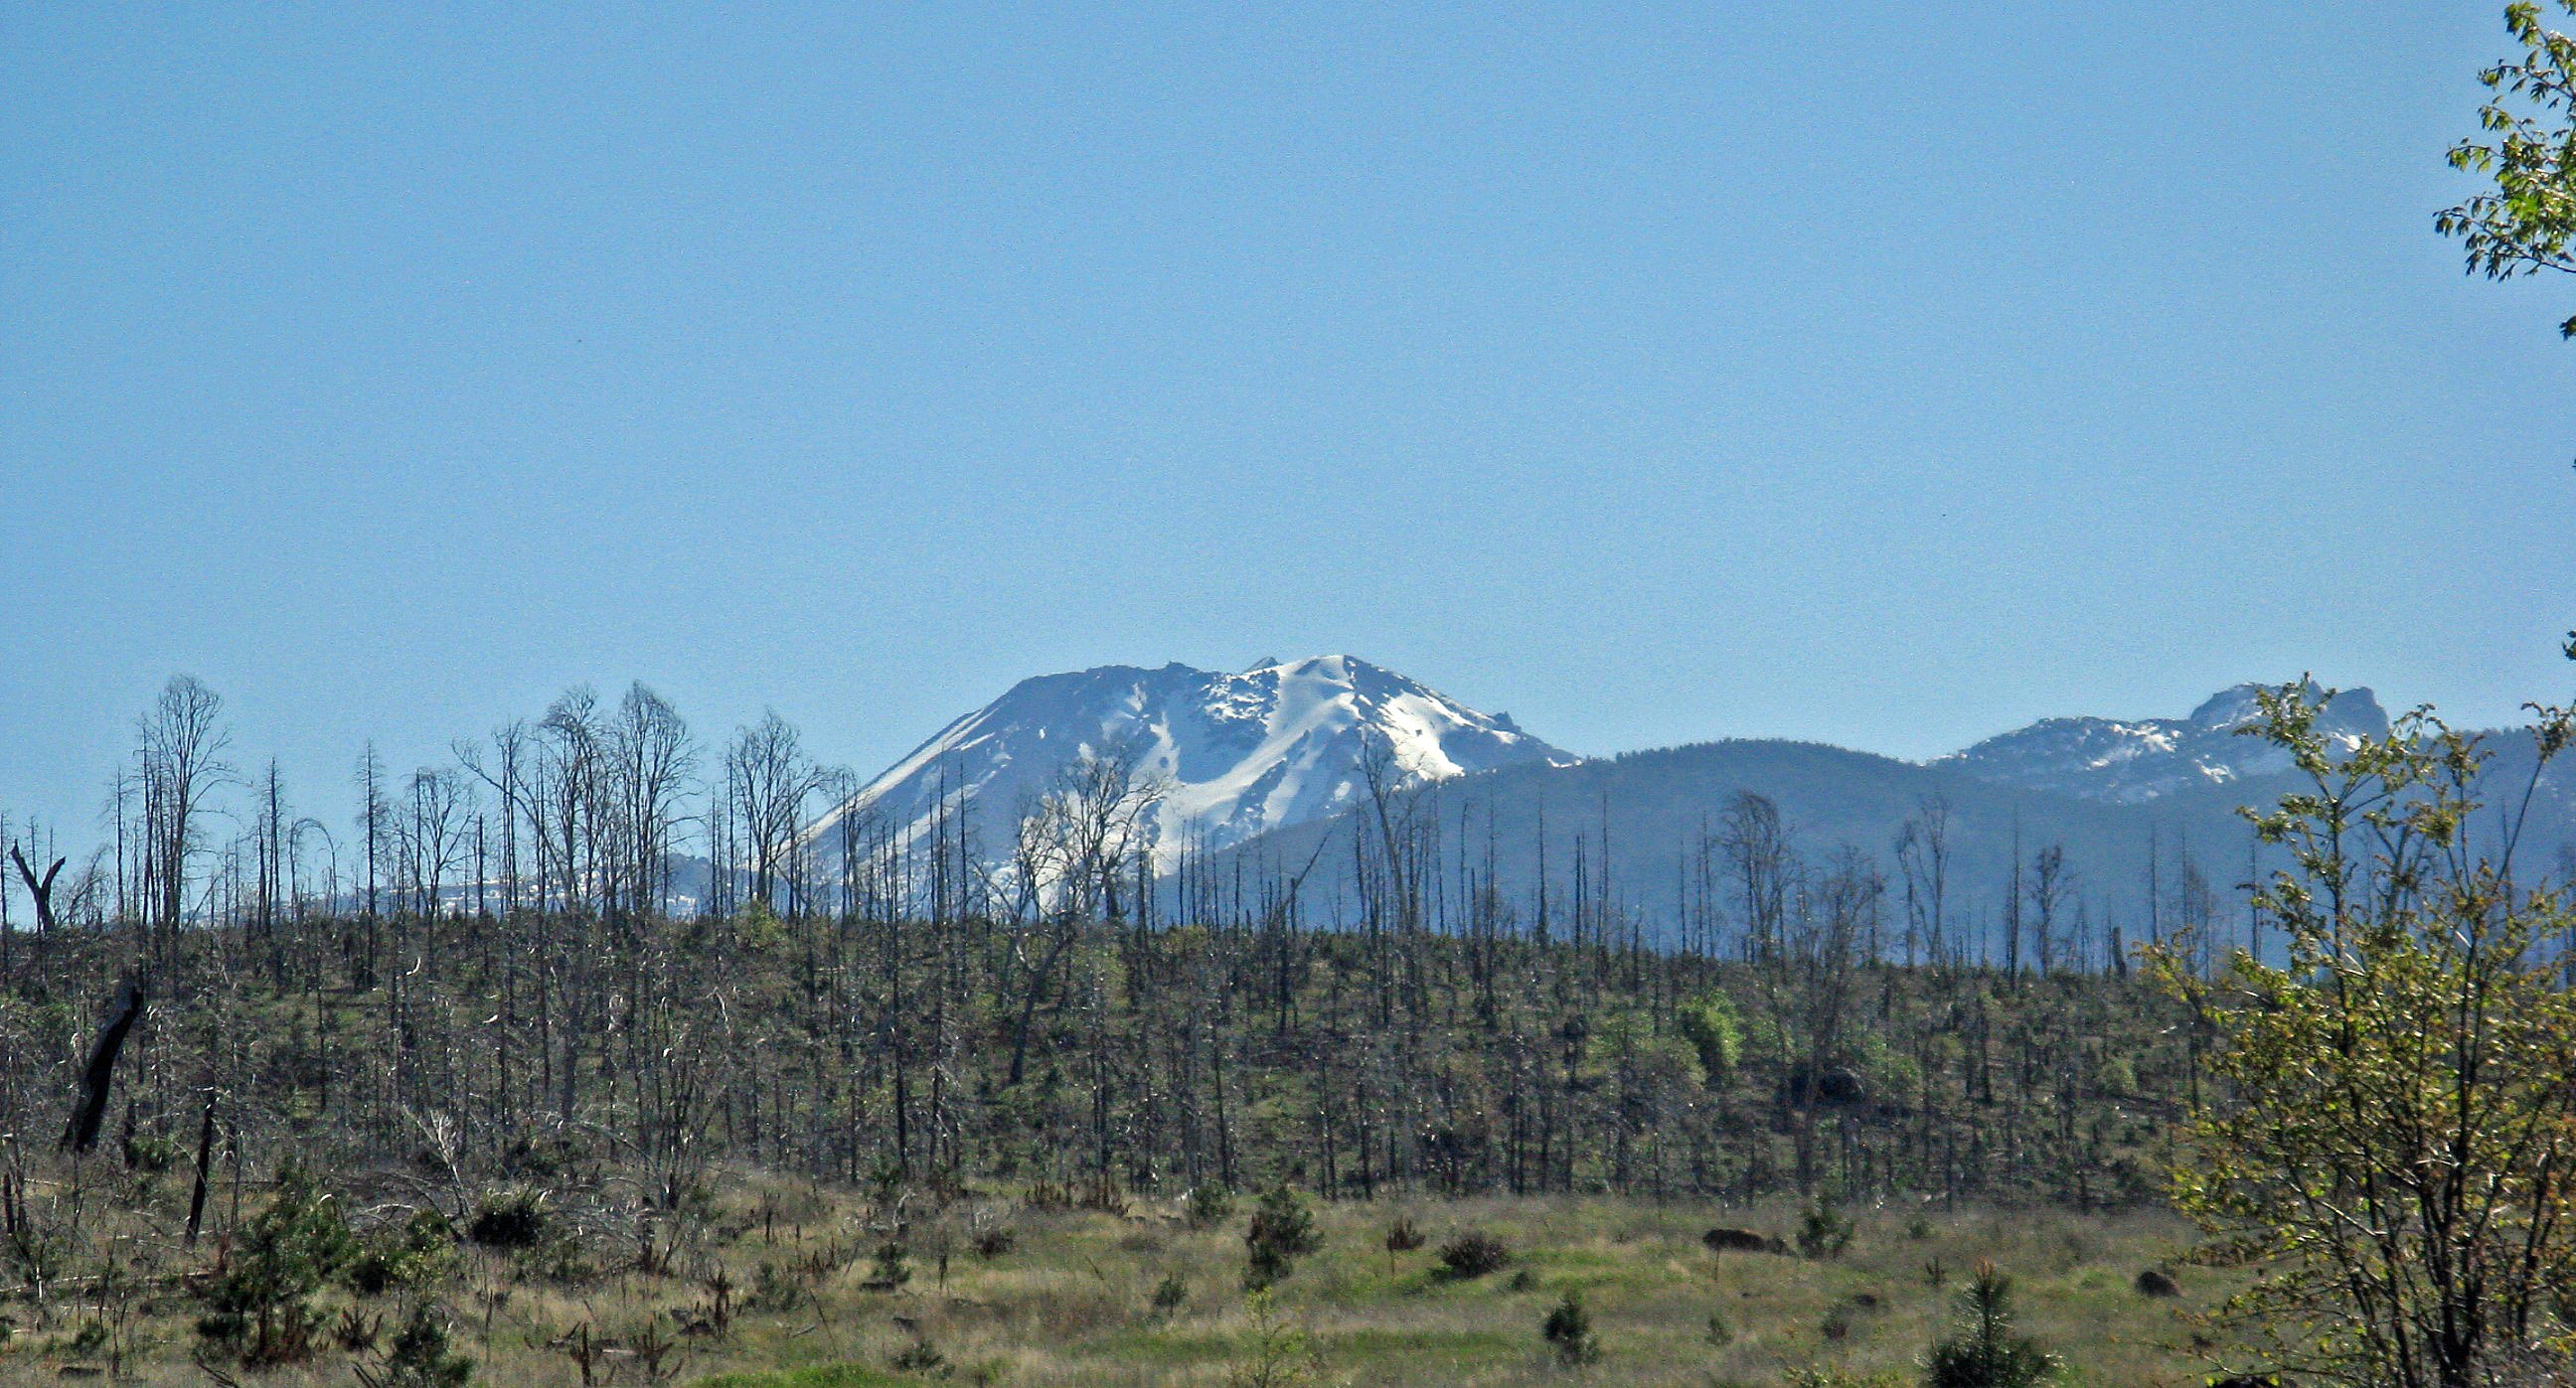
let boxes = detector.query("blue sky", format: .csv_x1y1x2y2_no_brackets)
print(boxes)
3,3,2572,844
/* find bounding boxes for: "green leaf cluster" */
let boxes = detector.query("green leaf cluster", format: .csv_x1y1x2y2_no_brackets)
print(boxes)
2440,2,2576,336
1677,993,1743,1087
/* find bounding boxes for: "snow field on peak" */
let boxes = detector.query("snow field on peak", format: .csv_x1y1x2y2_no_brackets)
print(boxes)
807,656,1570,870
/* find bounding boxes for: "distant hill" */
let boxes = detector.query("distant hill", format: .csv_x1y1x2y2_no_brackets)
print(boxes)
1191,695,2574,959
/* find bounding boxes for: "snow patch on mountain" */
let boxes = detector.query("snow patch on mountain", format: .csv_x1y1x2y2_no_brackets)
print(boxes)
1937,682,2389,802
807,656,1574,866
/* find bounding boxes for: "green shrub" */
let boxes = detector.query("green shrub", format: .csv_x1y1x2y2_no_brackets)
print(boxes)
1187,1184,1237,1230
1383,1215,1425,1253
196,1162,355,1366
1243,1187,1318,1289
356,1304,474,1387
732,898,788,952
867,1239,912,1290
465,1187,549,1250
1541,1291,1601,1366
1151,1272,1189,1315
1923,1262,2059,1388
748,1260,807,1312
1857,1035,1924,1105
1798,1197,1854,1260
347,1210,457,1297
1434,1230,1512,1280
888,1337,948,1374
123,1133,184,1176
1225,1289,1318,1388
1677,995,1742,1086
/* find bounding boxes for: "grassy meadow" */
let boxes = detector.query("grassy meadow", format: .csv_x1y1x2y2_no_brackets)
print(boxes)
0,1175,2241,1386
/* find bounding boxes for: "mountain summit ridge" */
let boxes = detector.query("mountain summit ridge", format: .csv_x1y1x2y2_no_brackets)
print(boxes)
807,655,1574,866
806,666,2416,895
1936,681,2391,803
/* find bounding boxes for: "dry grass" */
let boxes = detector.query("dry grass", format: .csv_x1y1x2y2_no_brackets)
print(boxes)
0,1174,2239,1386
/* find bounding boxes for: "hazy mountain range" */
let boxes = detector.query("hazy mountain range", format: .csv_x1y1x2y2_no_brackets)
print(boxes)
800,656,2572,950
1935,681,2391,802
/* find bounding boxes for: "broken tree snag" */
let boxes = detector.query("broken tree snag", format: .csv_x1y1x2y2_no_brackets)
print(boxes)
63,981,146,1154
8,845,63,935
185,1090,218,1245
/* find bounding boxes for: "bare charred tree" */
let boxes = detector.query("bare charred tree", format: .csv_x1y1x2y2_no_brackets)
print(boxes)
64,981,147,1154
1356,728,1439,1026
10,842,64,936
135,676,231,961
1003,743,1164,1086
1895,794,1952,969
607,683,695,919
724,710,821,913
1719,792,1790,963
540,687,605,913
456,720,535,918
356,742,389,986
2004,816,2024,977
1750,844,1877,1194
249,761,288,978
401,767,473,919
2027,843,2071,975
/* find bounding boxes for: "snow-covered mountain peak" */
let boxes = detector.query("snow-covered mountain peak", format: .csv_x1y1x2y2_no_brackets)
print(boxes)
1938,682,2388,803
808,656,1575,867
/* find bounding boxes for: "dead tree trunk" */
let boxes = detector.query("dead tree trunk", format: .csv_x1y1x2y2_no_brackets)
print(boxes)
9,846,62,935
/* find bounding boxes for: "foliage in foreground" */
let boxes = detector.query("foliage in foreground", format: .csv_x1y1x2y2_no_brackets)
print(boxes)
2155,679,2576,1387
2441,0,2576,337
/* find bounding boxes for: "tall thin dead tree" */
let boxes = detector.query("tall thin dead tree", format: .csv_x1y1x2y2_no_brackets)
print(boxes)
1720,792,1790,964
540,687,605,913
608,682,695,918
135,676,230,953
1895,794,1952,968
2028,844,2071,975
725,710,822,913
